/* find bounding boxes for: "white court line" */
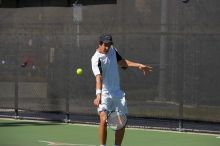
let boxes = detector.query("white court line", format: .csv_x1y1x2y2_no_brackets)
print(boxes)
39,140,96,146
1,118,218,137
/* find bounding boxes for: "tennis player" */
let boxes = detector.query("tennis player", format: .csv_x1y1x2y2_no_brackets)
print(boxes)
91,34,152,146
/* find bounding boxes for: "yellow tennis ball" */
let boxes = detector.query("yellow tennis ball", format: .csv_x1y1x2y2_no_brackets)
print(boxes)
76,68,83,75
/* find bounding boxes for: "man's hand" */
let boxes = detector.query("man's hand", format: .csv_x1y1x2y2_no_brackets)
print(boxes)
138,64,152,75
93,94,101,107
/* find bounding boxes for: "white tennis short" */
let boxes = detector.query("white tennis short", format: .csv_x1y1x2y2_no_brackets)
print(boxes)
97,90,128,114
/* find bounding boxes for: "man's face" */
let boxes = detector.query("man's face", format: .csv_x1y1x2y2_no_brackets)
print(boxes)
99,42,111,54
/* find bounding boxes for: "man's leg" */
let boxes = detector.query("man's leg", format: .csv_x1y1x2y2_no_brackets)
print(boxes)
114,93,127,146
99,111,107,145
115,127,125,146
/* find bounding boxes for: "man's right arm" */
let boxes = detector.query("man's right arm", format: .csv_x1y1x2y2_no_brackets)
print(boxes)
91,55,102,107
93,74,102,107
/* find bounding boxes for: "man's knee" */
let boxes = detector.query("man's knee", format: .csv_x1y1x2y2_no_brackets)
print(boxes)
99,111,107,125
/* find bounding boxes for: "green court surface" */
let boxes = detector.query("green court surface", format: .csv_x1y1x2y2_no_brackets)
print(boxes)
0,118,219,146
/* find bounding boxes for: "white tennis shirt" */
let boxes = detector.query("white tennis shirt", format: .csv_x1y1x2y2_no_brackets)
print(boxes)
91,46,122,95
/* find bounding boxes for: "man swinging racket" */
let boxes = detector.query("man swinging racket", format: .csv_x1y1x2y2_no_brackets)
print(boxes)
91,34,152,146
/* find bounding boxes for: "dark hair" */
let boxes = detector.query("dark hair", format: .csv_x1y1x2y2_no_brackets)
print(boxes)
99,41,113,46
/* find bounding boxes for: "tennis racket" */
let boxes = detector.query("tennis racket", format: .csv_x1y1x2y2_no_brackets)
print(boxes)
106,108,127,131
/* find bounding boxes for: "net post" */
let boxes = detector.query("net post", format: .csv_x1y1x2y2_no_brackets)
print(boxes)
14,55,19,119
14,109,19,119
14,80,19,119
65,94,70,123
65,113,70,123
178,119,183,132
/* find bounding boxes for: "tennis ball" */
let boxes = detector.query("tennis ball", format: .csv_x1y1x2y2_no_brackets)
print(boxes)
76,68,83,76
1,60,5,64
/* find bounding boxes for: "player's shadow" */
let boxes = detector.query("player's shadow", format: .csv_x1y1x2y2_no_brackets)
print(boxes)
0,121,60,127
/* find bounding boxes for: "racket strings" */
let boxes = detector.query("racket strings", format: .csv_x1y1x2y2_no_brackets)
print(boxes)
108,111,127,130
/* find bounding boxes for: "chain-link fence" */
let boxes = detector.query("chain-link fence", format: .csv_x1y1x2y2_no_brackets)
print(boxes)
0,0,220,127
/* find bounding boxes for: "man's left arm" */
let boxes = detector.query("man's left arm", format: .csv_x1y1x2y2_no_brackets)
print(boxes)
118,59,152,75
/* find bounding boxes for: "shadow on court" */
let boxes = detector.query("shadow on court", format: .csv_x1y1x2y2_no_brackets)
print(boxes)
0,121,60,127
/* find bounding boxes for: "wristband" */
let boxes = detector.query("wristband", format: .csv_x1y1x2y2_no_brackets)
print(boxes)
96,89,102,95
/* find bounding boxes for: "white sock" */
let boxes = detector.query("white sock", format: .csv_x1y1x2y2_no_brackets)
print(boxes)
100,145,106,146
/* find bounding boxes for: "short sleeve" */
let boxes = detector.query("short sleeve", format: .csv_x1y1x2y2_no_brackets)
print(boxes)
113,48,123,62
91,56,101,76
113,47,127,70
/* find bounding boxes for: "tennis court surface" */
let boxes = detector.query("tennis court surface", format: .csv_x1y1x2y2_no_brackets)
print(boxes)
0,118,219,146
